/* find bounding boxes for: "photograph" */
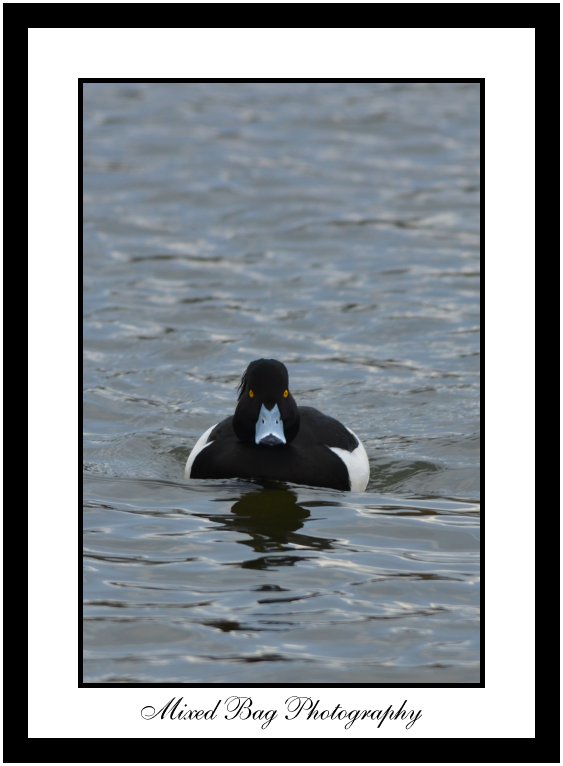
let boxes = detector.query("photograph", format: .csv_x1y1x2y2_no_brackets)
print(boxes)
82,80,481,685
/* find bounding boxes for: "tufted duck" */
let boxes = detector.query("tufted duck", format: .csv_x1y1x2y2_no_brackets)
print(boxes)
185,359,370,491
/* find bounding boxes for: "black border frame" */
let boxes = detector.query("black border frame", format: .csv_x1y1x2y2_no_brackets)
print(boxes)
14,20,555,762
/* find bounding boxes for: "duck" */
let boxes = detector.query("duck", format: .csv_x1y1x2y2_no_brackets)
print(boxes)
185,359,369,491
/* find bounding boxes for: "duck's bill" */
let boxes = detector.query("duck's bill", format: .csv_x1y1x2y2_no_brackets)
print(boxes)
255,404,286,446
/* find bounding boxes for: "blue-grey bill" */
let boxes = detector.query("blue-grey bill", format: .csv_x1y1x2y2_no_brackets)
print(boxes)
255,403,286,446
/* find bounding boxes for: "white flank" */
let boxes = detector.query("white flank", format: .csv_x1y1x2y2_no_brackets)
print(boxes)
184,423,217,478
329,427,370,492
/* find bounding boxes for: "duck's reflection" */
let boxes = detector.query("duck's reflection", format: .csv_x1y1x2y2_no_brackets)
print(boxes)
210,485,335,569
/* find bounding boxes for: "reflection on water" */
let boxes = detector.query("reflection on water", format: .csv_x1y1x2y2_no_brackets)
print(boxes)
83,476,479,683
83,82,480,683
209,487,335,562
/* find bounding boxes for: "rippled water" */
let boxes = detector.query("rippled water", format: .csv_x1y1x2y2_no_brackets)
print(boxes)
83,82,480,683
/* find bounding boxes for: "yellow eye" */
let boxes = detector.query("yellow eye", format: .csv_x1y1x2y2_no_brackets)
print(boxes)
249,389,254,398
283,389,289,398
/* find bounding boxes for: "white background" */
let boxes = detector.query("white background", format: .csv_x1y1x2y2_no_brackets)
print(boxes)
28,28,534,739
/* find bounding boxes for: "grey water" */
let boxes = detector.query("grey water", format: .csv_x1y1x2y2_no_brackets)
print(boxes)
83,82,480,683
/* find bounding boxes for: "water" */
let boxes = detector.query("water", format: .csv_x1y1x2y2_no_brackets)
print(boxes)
83,82,480,683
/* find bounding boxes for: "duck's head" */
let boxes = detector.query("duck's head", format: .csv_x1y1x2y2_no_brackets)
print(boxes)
233,359,300,446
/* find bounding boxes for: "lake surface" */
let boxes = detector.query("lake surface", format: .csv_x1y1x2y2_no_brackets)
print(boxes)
83,82,480,684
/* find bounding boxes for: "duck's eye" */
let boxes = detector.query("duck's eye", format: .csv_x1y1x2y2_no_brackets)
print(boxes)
283,389,289,398
249,389,254,398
